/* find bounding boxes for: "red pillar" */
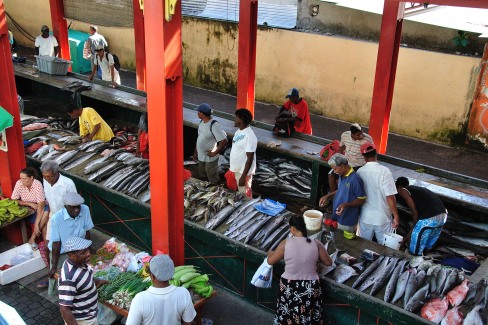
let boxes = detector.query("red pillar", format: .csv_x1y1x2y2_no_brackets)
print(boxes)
236,0,258,115
145,0,184,265
369,1,403,154
132,0,146,91
0,0,26,196
48,0,70,61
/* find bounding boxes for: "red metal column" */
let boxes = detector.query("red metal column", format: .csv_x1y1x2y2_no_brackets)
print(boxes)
368,0,403,153
145,0,184,265
132,0,146,91
48,0,70,61
0,0,26,196
236,0,258,114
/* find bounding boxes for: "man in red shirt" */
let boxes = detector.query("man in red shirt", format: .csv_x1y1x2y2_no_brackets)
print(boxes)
278,88,313,135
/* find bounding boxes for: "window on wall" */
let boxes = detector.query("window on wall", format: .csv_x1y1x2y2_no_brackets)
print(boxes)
181,0,298,29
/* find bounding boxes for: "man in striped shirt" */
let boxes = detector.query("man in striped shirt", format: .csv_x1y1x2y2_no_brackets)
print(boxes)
58,237,102,325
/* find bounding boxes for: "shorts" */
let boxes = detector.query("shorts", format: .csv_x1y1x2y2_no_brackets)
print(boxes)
357,219,392,244
409,213,447,256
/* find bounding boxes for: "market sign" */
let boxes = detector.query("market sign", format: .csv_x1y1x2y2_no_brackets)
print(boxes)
0,106,13,152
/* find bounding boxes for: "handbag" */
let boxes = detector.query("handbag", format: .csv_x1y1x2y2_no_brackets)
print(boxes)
251,258,273,288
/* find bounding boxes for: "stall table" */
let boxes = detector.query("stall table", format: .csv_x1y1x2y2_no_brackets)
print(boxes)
0,208,35,243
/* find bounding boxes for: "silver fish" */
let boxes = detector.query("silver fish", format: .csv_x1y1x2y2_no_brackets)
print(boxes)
384,259,408,303
370,257,400,296
205,202,242,230
63,153,96,170
55,150,79,165
417,260,434,272
31,144,50,158
226,210,261,235
463,305,483,325
359,257,391,292
78,139,103,151
252,215,286,244
435,267,449,296
83,156,111,174
405,284,430,312
333,264,358,284
428,266,441,294
415,270,427,288
260,225,289,251
41,149,62,161
243,214,273,243
87,162,123,182
351,256,385,289
140,190,151,203
404,268,418,308
441,269,458,297
472,279,487,307
226,197,262,225
391,269,412,304
85,142,111,153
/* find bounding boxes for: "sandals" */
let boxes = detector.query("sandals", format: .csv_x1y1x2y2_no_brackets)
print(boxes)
37,279,49,288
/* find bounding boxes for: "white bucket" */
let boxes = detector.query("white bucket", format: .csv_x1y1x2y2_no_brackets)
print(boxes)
383,230,403,250
303,210,323,233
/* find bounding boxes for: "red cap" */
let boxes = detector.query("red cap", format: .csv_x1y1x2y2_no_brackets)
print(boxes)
360,142,376,155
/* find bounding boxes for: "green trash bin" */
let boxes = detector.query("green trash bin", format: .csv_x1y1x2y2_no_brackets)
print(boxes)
68,30,92,74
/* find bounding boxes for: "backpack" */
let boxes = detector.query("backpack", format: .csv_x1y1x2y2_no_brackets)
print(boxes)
273,108,294,137
101,52,121,71
200,119,228,154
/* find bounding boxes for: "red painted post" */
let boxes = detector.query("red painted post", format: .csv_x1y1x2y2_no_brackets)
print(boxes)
132,0,146,91
388,0,488,8
144,0,184,265
236,0,258,114
0,0,26,197
48,0,70,62
368,1,403,153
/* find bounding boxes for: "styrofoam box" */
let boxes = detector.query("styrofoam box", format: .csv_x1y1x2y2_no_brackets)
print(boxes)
0,243,45,285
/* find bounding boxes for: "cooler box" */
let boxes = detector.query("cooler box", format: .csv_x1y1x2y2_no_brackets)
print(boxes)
0,243,45,285
35,55,72,75
68,29,92,74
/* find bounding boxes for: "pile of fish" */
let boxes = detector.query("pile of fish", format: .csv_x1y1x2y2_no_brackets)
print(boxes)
321,249,488,324
184,179,295,252
22,116,79,132
253,157,312,202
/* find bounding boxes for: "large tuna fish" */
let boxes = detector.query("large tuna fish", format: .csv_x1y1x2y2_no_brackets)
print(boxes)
447,279,470,307
421,297,448,323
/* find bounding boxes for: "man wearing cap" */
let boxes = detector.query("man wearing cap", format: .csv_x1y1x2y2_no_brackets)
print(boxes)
66,104,114,142
277,88,313,135
48,193,94,295
89,46,120,88
84,25,108,78
319,153,366,232
193,103,228,184
356,142,400,244
126,254,197,325
59,237,103,325
35,25,58,57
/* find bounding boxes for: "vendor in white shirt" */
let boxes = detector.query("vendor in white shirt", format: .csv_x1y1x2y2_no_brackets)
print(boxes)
89,45,121,88
35,25,58,57
127,254,196,325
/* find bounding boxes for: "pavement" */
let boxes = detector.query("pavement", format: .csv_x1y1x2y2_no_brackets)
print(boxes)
0,230,274,325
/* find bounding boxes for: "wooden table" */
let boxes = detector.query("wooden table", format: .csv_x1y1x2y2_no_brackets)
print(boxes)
0,208,35,243
103,290,216,325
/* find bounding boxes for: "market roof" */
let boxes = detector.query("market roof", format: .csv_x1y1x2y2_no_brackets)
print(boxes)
0,107,13,132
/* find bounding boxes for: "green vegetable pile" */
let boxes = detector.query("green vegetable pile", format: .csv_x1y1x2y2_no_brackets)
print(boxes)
98,271,151,309
169,265,214,298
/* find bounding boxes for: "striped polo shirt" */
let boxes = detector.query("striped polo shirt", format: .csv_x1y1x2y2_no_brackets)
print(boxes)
58,259,98,320
340,131,373,167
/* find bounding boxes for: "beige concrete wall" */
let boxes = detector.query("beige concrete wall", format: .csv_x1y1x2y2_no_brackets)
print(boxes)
4,1,480,142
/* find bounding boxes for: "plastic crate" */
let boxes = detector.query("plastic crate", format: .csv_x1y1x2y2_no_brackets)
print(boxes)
0,243,45,285
35,55,72,75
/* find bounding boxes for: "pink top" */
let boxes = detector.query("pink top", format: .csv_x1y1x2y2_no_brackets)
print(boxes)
11,179,45,203
282,236,319,280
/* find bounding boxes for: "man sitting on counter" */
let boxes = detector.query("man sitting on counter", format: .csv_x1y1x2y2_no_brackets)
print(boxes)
66,104,114,142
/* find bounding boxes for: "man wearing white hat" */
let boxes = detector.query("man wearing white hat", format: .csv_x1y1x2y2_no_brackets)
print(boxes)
59,237,102,325
47,193,94,295
126,254,196,325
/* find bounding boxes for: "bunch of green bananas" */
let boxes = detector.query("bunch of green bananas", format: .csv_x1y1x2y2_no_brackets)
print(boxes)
169,265,214,298
0,199,28,225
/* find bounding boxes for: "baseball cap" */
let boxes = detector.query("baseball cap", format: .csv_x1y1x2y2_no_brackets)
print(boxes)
41,25,49,32
149,254,175,282
360,142,376,155
63,192,85,206
196,103,212,114
64,237,92,253
285,88,299,98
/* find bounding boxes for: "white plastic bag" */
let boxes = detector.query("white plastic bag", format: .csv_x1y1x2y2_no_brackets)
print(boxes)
10,252,33,265
251,258,273,288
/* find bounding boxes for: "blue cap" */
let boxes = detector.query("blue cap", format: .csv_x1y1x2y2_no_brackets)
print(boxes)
285,88,299,98
197,103,212,114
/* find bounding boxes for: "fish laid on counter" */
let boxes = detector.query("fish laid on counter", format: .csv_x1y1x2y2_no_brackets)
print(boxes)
63,153,97,171
447,279,470,307
405,283,429,312
22,122,50,131
441,306,463,325
384,259,409,303
333,264,358,284
352,255,385,289
421,296,448,323
55,150,80,166
463,305,484,325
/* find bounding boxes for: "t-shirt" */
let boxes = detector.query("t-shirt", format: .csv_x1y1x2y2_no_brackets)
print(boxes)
93,53,121,84
196,119,227,162
58,259,98,320
283,98,312,135
34,35,58,57
11,179,45,203
396,186,446,219
229,127,257,175
282,237,319,281
48,205,94,253
126,286,197,325
332,168,366,226
357,162,397,226
340,131,373,167
43,175,77,214
79,107,114,142
88,33,108,55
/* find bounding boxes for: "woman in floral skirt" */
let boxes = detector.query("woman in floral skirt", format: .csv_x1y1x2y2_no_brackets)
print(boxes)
267,215,332,324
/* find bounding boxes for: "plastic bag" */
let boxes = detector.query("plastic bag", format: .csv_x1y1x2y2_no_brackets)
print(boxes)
10,252,33,266
251,258,273,288
111,251,134,272
225,170,237,191
102,237,120,253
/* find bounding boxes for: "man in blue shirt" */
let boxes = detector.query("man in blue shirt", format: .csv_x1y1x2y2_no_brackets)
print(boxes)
319,153,366,232
47,192,94,295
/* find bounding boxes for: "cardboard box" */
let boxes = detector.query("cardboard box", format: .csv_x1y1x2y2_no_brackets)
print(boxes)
0,244,45,285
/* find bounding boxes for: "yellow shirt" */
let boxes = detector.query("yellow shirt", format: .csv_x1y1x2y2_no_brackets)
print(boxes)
79,107,114,141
